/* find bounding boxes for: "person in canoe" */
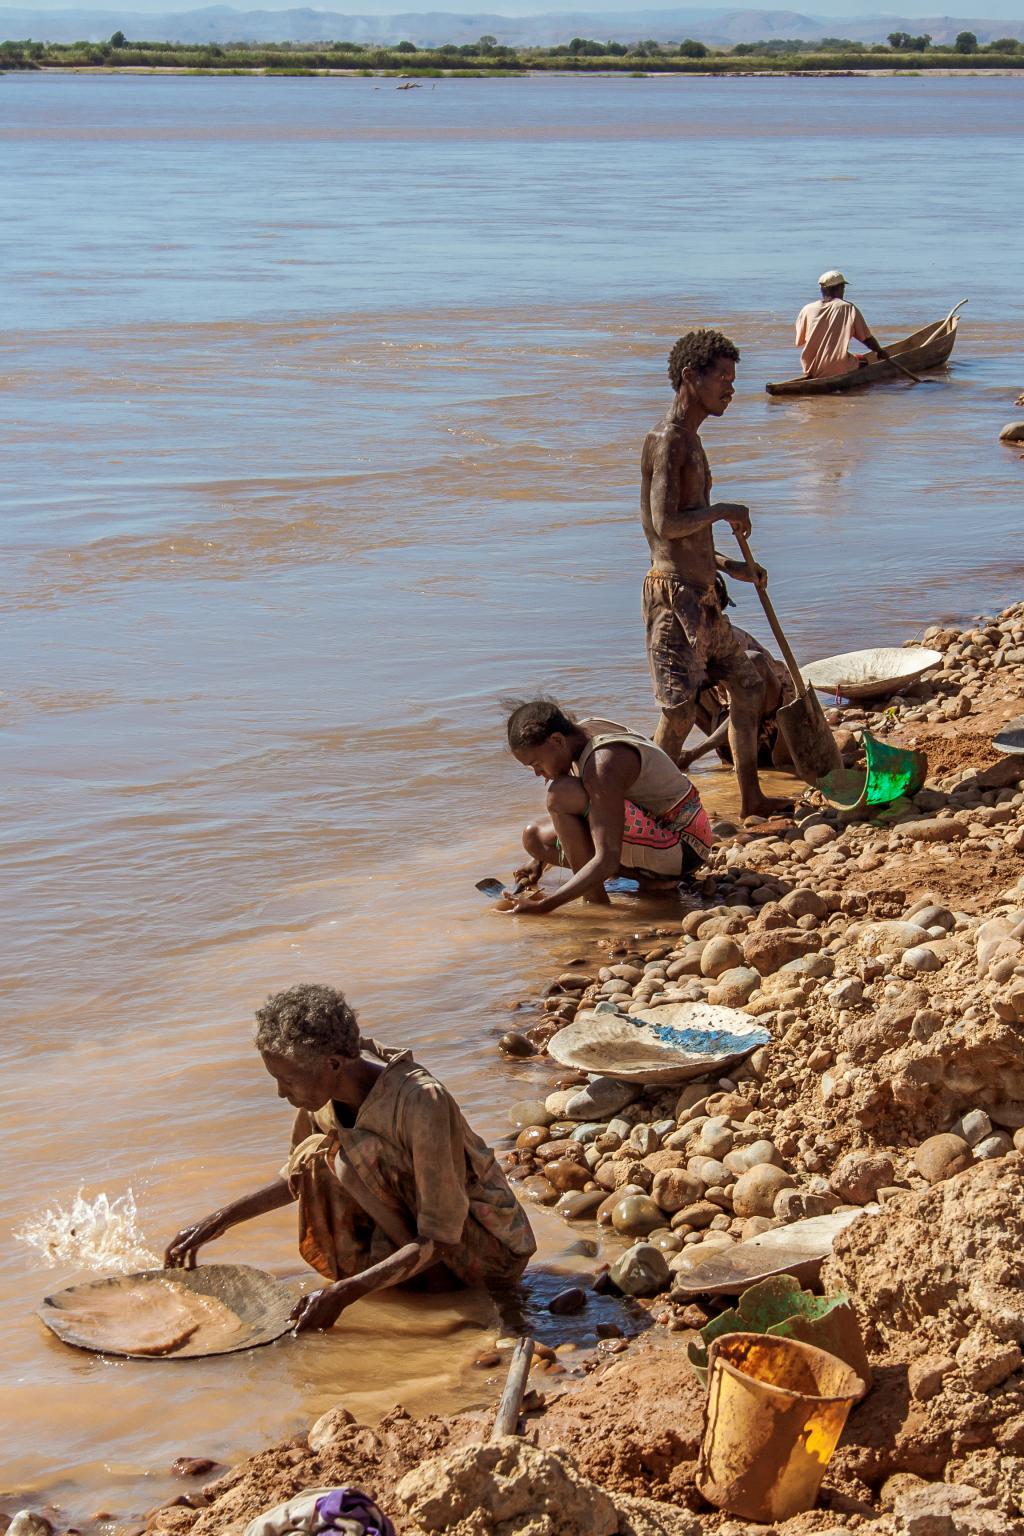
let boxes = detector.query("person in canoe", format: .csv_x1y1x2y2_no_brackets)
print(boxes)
164,983,536,1329
640,328,791,818
795,270,891,380
502,698,714,915
677,575,795,771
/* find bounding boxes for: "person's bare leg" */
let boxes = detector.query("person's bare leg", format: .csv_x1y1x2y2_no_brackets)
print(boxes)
516,817,558,882
546,775,610,905
678,717,730,770
653,703,696,766
728,681,791,819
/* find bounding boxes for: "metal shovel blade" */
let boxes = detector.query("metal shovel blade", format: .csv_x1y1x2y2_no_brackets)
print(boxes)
776,689,843,786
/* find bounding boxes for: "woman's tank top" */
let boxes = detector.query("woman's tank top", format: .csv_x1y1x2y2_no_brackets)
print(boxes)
576,720,696,815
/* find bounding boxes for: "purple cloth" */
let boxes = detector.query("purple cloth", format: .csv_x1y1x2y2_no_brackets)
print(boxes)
314,1488,396,1536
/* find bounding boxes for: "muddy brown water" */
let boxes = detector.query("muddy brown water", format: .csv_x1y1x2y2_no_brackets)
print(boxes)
1,71,1022,1524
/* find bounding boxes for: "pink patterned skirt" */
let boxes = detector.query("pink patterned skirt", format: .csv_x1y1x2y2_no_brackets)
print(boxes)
619,787,714,876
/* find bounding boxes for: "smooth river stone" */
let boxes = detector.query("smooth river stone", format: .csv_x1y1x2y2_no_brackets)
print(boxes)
507,1100,553,1129
708,966,761,1006
651,1168,704,1213
611,1194,665,1237
700,935,745,979
569,1122,608,1144
610,1242,671,1297
596,1184,646,1225
545,1089,576,1116
914,1134,973,1184
535,1138,586,1164
544,1157,591,1194
548,1286,587,1316
731,1164,796,1218
950,1109,992,1146
498,1032,535,1057
521,1175,560,1205
557,1189,606,1221
695,1117,733,1159
688,1156,729,1187
515,1126,550,1152
564,1076,639,1120
724,1140,782,1176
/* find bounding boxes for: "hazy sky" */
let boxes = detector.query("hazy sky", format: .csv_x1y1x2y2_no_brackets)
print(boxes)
11,0,1024,21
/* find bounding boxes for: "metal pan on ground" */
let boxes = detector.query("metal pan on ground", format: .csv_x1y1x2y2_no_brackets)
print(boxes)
801,646,942,702
39,1263,296,1360
671,1208,878,1297
994,721,1024,756
547,1003,770,1086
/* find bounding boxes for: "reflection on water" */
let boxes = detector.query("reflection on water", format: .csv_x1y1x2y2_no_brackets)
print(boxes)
1,70,1022,1523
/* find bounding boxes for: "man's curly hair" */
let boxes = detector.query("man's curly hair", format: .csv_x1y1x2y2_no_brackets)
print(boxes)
668,329,740,391
254,983,360,1062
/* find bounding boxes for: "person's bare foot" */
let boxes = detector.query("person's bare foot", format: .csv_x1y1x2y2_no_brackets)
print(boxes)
740,793,793,821
583,889,612,905
633,872,681,894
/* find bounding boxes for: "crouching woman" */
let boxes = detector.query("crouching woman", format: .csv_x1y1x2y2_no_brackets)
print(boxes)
164,984,536,1330
504,698,713,916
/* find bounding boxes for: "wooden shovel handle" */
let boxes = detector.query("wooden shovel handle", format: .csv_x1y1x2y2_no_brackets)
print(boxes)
491,1336,535,1439
733,532,807,698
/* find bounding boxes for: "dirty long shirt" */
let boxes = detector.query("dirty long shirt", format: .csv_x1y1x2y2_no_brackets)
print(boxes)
282,1041,535,1285
795,297,871,379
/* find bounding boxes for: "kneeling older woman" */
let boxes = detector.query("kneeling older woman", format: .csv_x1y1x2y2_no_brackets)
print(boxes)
503,698,713,916
165,983,535,1330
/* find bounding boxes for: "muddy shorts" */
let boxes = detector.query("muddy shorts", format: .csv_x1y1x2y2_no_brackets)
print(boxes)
642,570,761,711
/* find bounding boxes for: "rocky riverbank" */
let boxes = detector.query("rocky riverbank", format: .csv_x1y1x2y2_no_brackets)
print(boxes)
15,603,1024,1536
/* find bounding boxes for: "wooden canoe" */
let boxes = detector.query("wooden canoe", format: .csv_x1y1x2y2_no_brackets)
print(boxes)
766,299,966,397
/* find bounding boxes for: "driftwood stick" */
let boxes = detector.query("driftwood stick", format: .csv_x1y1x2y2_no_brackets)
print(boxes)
490,1336,535,1440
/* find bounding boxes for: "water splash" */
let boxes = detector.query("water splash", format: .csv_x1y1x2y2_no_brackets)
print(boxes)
14,1189,159,1272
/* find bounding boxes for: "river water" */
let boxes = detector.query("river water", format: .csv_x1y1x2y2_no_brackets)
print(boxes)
2,71,1022,1523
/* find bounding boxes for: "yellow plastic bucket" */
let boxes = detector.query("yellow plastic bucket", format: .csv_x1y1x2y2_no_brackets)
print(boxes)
696,1331,865,1523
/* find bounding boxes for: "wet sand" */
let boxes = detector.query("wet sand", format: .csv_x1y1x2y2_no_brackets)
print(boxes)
1,71,1023,1525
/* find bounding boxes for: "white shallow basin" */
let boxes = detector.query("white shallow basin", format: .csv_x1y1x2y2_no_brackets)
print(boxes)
801,646,943,702
547,1003,770,1085
994,721,1024,756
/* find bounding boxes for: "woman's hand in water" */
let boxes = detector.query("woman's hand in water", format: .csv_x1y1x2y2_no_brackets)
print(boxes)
290,1279,359,1332
500,891,552,916
164,1211,227,1269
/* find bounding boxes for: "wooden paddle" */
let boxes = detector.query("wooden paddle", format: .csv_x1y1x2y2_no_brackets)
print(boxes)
734,533,843,786
884,350,923,385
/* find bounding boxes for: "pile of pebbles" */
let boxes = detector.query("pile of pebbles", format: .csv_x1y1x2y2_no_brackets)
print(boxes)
500,602,1024,1306
823,600,1024,737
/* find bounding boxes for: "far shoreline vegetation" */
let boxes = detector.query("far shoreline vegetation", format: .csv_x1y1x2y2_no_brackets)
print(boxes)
3,29,1024,74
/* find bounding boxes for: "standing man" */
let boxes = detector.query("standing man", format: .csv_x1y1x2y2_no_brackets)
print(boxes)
795,270,890,379
640,328,790,821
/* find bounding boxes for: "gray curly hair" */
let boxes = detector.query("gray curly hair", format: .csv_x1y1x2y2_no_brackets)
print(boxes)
254,983,360,1062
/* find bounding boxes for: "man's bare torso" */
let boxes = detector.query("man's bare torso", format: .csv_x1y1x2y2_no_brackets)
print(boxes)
640,414,720,590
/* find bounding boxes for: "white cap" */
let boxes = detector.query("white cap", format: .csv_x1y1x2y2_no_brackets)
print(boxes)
819,269,846,287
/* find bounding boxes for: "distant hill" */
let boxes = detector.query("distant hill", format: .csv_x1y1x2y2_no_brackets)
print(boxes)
3,4,1023,47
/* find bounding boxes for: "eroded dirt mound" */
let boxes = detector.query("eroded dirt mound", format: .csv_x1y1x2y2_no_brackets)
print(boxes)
535,1339,706,1505
823,1154,1024,1361
819,1158,1024,1509
144,1408,484,1536
395,1437,620,1536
